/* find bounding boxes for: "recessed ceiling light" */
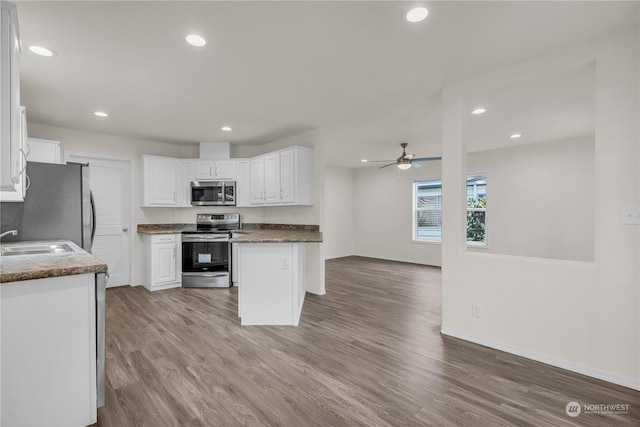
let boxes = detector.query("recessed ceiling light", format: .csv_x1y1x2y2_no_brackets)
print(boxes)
510,133,522,139
29,45,55,57
221,126,232,132
186,34,206,47
361,159,368,163
471,108,487,115
94,111,109,118
406,7,429,23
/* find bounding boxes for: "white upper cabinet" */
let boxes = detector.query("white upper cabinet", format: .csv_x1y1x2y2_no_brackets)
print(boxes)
177,159,196,207
235,160,251,207
249,157,266,204
279,149,295,203
26,138,63,164
1,2,27,202
249,147,314,206
263,153,281,204
250,153,280,204
194,160,237,180
140,147,312,208
141,155,178,207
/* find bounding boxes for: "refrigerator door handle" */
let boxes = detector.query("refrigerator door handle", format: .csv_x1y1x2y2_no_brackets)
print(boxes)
90,191,97,244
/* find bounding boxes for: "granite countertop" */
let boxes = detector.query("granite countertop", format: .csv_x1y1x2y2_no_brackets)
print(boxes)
138,224,322,243
0,240,108,284
137,223,195,234
230,229,322,243
137,223,322,243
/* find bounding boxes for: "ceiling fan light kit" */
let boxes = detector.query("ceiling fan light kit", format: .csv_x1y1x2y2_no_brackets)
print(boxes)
397,158,412,169
368,142,441,170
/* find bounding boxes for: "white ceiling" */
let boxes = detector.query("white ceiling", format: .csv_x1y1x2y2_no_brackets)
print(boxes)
15,1,639,167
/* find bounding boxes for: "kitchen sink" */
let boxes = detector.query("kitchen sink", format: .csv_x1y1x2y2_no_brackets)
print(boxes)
0,243,76,257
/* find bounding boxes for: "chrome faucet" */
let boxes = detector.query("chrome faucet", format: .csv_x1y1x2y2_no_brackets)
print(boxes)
0,230,18,239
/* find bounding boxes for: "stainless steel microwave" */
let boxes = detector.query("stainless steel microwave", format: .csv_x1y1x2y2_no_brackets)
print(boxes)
190,181,236,206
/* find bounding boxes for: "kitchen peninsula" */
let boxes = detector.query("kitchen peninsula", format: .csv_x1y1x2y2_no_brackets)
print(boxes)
231,226,322,326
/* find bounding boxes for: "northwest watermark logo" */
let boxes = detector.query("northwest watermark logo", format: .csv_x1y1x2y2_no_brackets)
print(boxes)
566,401,630,417
565,401,581,417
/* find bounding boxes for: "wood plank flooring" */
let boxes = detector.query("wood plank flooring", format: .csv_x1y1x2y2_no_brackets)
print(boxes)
96,256,640,426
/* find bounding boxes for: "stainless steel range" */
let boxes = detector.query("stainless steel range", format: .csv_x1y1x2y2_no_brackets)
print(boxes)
181,213,240,288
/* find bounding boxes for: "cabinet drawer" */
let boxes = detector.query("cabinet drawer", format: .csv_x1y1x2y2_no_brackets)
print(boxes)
152,234,177,244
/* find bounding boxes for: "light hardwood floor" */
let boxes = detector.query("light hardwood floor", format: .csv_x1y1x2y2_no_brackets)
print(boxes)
96,256,639,426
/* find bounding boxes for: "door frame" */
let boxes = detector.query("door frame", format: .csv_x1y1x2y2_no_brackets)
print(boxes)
65,151,136,287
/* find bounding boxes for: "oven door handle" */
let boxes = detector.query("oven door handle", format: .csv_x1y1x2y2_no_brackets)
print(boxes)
183,272,229,277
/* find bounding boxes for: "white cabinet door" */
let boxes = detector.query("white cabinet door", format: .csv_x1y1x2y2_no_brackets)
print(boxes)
1,274,98,426
142,156,177,206
214,161,236,180
141,234,181,291
26,138,62,164
152,243,177,284
247,147,313,207
195,161,215,179
263,153,281,204
1,3,25,201
279,149,295,203
236,160,251,207
195,160,236,180
250,157,265,204
177,160,196,207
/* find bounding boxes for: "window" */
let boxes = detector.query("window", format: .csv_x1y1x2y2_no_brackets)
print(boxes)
414,180,443,241
413,175,487,245
466,175,486,245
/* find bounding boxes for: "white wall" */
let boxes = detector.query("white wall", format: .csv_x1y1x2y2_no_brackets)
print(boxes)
323,164,355,259
468,136,594,262
353,161,443,266
441,28,639,390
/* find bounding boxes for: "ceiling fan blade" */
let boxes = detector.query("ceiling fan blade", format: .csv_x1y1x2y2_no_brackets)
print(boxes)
411,161,422,168
412,156,442,162
378,163,396,169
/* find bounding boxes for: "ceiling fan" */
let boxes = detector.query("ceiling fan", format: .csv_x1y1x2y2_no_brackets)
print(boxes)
368,143,441,169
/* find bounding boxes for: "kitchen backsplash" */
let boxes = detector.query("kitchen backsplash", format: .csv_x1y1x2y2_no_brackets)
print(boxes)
138,204,319,227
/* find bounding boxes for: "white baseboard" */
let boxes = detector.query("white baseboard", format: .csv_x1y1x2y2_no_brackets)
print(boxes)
441,327,640,391
306,289,326,296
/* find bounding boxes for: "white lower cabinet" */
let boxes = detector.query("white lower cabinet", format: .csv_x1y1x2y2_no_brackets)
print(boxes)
141,234,182,291
1,273,98,426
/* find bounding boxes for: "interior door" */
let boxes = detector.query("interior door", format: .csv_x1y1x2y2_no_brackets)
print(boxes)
67,154,131,288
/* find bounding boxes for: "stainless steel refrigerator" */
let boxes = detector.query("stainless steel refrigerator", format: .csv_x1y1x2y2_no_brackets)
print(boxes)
0,161,106,408
0,161,94,250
